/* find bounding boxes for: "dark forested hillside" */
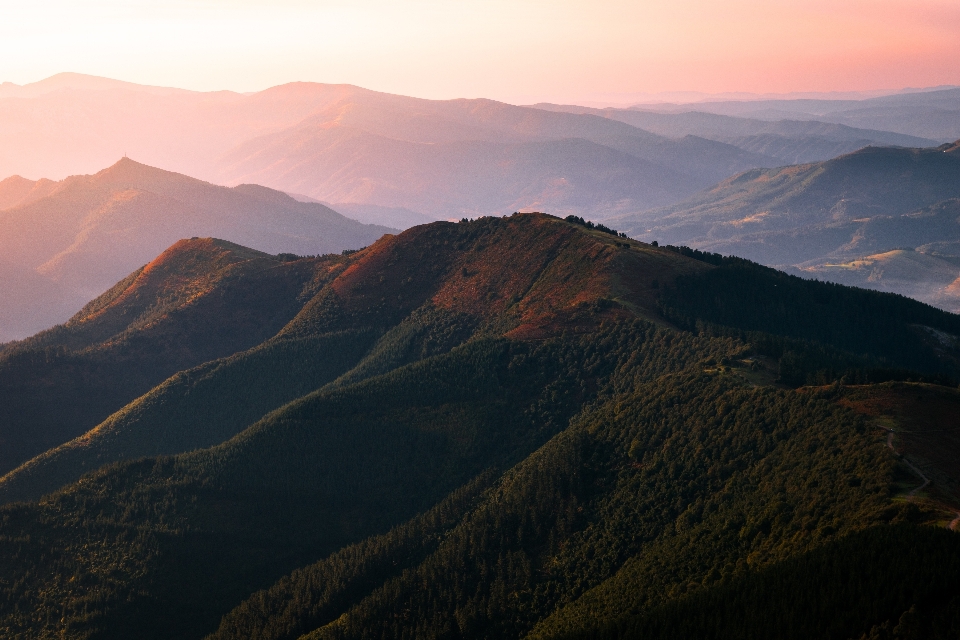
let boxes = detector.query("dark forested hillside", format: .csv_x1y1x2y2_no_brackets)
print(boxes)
0,238,327,477
552,525,960,640
0,213,957,640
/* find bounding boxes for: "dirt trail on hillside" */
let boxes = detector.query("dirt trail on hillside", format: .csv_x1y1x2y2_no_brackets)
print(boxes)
882,426,960,528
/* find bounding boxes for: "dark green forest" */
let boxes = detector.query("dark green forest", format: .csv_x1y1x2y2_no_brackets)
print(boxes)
0,213,957,640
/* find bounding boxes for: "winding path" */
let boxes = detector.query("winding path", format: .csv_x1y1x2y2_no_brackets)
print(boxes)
881,426,960,529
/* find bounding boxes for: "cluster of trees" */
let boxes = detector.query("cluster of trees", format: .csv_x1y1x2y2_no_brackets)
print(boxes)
558,525,960,640
205,354,912,640
564,215,627,238
656,253,960,385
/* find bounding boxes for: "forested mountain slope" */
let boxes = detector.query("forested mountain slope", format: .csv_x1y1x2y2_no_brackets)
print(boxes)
0,214,703,503
0,238,325,476
0,214,958,640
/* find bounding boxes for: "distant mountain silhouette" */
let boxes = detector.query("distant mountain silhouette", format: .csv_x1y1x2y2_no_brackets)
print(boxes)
620,87,960,142
0,75,781,219
206,87,776,218
3,74,951,226
534,103,938,164
0,158,394,340
613,141,960,311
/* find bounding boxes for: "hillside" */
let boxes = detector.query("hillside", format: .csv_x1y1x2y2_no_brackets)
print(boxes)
210,92,776,218
533,103,936,165
616,142,960,242
0,214,958,639
612,142,960,312
0,238,326,477
0,158,394,340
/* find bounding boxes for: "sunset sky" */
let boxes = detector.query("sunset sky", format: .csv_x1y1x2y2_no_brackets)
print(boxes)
1,0,959,103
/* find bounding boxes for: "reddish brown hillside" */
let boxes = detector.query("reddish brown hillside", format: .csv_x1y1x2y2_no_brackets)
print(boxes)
284,213,708,340
0,214,712,508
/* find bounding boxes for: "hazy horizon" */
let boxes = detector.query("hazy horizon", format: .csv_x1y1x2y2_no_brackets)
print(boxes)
2,0,959,105
3,70,960,111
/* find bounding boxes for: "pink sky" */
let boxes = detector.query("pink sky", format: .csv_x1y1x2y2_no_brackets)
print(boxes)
1,0,958,103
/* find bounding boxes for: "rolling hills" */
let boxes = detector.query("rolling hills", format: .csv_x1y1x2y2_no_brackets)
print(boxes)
0,75,772,220
613,141,960,312
627,87,960,142
0,158,394,341
5,72,942,230
534,103,936,165
208,91,776,218
0,213,959,639
0,237,330,477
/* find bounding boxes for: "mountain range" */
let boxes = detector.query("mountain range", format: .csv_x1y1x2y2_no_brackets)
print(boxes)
534,103,937,165
0,158,393,341
2,76,957,336
0,73,946,225
625,87,960,142
0,213,959,639
613,140,960,312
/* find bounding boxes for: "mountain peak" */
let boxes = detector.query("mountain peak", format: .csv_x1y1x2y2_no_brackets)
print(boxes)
86,156,217,194
97,155,177,179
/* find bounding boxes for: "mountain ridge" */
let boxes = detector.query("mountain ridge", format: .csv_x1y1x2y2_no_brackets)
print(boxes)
0,214,958,639
608,140,960,312
0,158,395,341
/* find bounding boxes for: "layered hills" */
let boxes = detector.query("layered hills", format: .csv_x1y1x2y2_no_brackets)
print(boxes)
0,75,770,219
4,73,947,228
614,141,960,311
534,103,936,165
209,90,776,218
0,237,326,477
625,87,960,142
0,213,959,639
0,158,393,341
